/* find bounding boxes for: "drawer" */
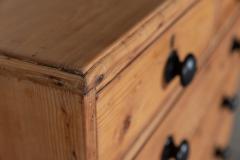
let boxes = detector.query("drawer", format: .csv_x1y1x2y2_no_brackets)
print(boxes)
211,68,240,160
191,60,240,160
215,0,240,31
133,19,240,160
192,19,240,160
189,91,224,160
215,103,236,152
211,111,235,160
96,1,216,159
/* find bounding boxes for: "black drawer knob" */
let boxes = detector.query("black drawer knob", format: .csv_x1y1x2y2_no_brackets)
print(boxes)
231,37,240,52
164,50,197,87
162,136,190,160
215,147,231,160
222,96,238,111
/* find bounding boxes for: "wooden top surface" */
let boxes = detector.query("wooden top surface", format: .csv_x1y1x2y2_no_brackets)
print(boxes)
0,0,165,74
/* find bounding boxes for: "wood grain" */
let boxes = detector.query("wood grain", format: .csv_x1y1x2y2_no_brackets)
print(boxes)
96,1,217,159
0,0,238,160
0,54,84,94
0,43,99,160
212,56,240,157
214,0,240,31
189,94,224,160
134,17,240,159
134,59,230,159
126,6,240,160
0,0,170,73
0,0,200,93
184,17,240,160
0,75,84,160
85,0,198,92
191,51,240,160
0,0,237,94
196,65,240,160
82,89,98,160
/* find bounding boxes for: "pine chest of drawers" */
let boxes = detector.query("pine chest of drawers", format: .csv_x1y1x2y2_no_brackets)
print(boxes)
0,0,239,160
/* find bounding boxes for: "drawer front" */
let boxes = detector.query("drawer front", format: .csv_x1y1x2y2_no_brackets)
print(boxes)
212,112,235,160
134,19,240,160
215,101,236,150
191,59,240,160
96,1,216,159
215,0,240,31
193,71,239,160
189,92,225,160
192,19,240,160
211,65,239,160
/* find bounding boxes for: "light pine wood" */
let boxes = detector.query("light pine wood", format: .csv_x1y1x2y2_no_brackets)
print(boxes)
85,0,198,92
0,0,238,160
123,86,183,160
0,1,197,159
191,72,238,160
134,18,240,159
189,93,224,160
212,54,240,156
0,75,85,160
0,0,197,78
191,49,240,160
215,111,234,151
2,0,238,93
96,1,218,159
0,0,202,94
0,0,164,72
125,6,240,160
199,67,240,160
214,0,239,31
0,56,99,160
134,59,230,159
82,89,98,160
0,54,84,94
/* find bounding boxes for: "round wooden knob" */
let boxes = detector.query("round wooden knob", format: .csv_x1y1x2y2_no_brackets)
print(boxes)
164,50,197,87
162,136,190,160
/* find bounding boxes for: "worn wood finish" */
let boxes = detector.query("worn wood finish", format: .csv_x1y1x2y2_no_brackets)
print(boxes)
0,0,200,93
0,75,84,160
0,54,100,160
214,0,240,31
82,89,98,160
134,20,240,159
125,6,240,160
136,15,240,160
213,58,240,156
189,93,224,160
0,0,197,77
96,1,218,159
134,62,231,159
85,0,198,92
198,66,240,160
0,54,84,94
0,0,163,72
0,0,239,160
214,111,234,153
191,18,240,160
191,55,240,160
